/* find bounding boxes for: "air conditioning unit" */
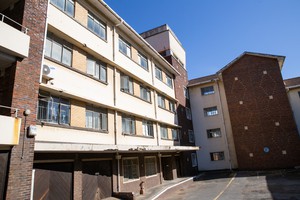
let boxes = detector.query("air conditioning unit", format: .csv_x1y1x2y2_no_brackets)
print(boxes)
42,64,55,80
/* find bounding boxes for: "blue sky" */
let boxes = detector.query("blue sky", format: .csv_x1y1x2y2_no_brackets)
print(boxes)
104,0,300,80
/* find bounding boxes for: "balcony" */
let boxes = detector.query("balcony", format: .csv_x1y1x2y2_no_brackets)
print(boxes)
0,13,30,68
0,105,21,145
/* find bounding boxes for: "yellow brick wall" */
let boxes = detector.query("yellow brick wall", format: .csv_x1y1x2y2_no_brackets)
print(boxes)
133,81,140,97
135,118,143,136
72,46,87,72
168,128,172,140
70,99,86,127
107,109,115,134
165,99,170,110
75,1,88,26
131,47,138,63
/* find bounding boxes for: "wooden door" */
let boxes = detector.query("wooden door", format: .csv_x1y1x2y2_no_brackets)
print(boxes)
33,162,73,200
82,160,112,200
161,157,173,180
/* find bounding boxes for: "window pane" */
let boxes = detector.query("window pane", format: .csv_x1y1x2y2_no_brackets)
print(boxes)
45,38,52,57
145,157,156,176
155,67,162,80
166,75,173,88
87,59,95,75
65,0,74,16
101,113,107,130
51,41,62,62
38,99,49,121
88,16,94,31
62,47,72,66
201,86,215,95
60,102,70,125
100,65,107,82
86,111,93,128
94,63,100,79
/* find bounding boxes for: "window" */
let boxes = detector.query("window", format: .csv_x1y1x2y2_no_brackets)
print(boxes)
145,157,157,176
121,74,133,94
186,107,192,120
207,128,222,138
45,33,72,66
142,120,154,137
38,93,70,125
172,129,178,140
119,37,131,57
140,86,151,102
184,87,189,99
87,58,107,82
50,0,74,17
169,101,175,112
160,126,168,139
204,106,218,116
157,94,166,109
191,153,198,167
122,115,135,135
87,13,106,40
155,67,163,81
85,106,107,131
166,74,173,88
138,52,148,70
201,86,215,95
123,158,139,182
188,130,194,143
210,152,225,161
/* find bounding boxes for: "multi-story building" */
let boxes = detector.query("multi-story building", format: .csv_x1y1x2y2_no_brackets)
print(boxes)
140,24,198,176
284,77,300,136
189,52,300,171
0,0,198,199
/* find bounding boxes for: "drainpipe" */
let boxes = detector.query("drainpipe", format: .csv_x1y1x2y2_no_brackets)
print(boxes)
116,153,121,192
216,79,232,171
158,153,163,184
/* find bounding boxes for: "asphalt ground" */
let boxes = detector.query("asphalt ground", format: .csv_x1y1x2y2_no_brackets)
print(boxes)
162,169,300,200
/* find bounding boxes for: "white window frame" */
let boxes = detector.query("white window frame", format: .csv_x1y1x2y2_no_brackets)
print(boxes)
85,106,107,131
140,86,151,102
50,0,74,17
122,115,135,135
138,52,148,70
169,101,175,112
123,157,140,182
160,125,168,139
166,74,173,88
142,120,154,137
144,156,157,177
157,94,166,109
86,57,107,82
121,74,134,94
155,66,163,81
119,37,131,57
87,12,106,40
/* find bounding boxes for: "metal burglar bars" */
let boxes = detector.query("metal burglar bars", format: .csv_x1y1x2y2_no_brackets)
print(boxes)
0,105,19,117
0,13,29,34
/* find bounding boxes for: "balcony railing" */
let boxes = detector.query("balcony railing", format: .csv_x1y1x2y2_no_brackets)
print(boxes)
0,13,28,34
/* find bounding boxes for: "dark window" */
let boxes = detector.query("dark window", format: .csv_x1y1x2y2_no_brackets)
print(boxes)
123,158,139,182
210,152,225,161
207,128,222,138
201,86,214,95
204,106,218,116
145,157,157,176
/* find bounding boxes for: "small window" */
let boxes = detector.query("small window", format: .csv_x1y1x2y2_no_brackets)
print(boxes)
138,52,148,70
45,33,72,66
120,74,133,94
191,153,198,167
123,158,139,182
188,130,194,143
157,94,166,109
160,126,168,139
142,120,153,137
207,128,221,138
140,86,151,102
119,37,131,57
155,67,163,81
122,115,135,135
184,87,189,99
204,106,218,116
169,101,175,112
87,58,107,82
166,74,173,88
85,106,107,131
201,86,215,95
145,157,157,177
186,107,192,120
51,0,74,17
172,129,178,140
37,93,70,125
210,152,225,161
87,13,106,40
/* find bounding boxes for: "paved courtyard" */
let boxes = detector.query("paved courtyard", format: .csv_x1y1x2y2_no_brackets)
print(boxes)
162,169,300,200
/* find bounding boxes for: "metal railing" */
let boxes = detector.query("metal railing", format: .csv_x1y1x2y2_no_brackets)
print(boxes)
0,13,29,34
0,105,19,117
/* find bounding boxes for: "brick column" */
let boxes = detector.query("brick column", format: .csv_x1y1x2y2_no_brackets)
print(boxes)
74,157,83,200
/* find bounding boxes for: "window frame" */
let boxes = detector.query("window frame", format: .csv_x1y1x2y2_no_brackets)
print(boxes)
201,85,215,95
204,106,218,117
120,74,134,95
166,74,173,88
119,37,131,57
188,130,195,143
160,125,168,139
122,114,136,135
186,107,192,120
207,128,222,138
37,93,70,125
144,156,157,177
140,86,151,102
50,0,74,17
155,66,163,81
85,105,108,131
191,153,198,167
123,157,140,182
169,101,175,113
172,129,178,141
86,57,107,82
138,52,148,70
210,152,225,161
87,12,107,40
142,120,154,137
157,94,166,109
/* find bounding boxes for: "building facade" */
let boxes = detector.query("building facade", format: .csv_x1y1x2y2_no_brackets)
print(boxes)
284,77,300,136
189,52,300,171
0,0,198,199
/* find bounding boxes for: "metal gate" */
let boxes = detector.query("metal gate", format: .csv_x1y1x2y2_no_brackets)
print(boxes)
33,162,73,200
82,160,112,199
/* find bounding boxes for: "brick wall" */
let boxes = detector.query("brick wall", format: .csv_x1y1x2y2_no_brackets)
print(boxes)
222,54,300,169
4,0,48,199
